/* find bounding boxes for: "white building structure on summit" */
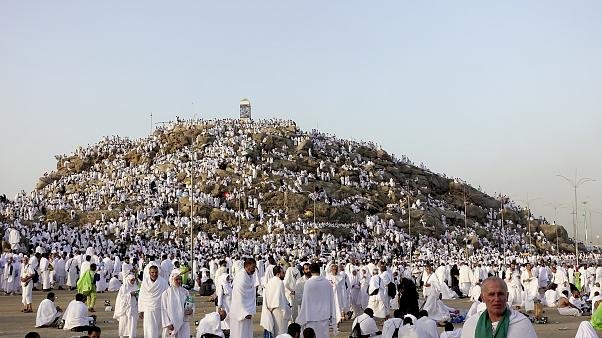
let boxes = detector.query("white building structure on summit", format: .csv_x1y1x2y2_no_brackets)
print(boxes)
240,98,251,121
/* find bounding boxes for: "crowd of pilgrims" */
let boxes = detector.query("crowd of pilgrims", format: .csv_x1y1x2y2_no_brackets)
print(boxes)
3,238,602,337
1,118,601,337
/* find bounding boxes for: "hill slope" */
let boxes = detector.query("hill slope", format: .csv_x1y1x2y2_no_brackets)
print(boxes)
32,118,572,254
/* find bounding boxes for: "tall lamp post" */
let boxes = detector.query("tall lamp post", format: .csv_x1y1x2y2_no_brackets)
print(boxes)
557,172,595,267
189,150,197,270
463,189,469,258
582,201,589,246
309,190,319,229
518,194,539,254
407,180,412,264
593,210,602,249
546,202,566,253
463,187,480,259
499,195,509,263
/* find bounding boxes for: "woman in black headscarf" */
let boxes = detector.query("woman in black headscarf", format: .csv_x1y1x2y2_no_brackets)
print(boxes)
449,264,464,298
397,277,419,317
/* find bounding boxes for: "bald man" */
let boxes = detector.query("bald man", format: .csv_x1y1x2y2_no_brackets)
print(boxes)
461,277,536,338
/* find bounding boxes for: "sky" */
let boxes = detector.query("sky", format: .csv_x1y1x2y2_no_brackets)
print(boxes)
1,1,600,243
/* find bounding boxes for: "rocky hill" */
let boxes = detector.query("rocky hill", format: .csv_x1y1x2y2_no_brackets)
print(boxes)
32,118,574,253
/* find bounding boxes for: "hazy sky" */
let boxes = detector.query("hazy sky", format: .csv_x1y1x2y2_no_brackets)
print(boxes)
1,1,600,242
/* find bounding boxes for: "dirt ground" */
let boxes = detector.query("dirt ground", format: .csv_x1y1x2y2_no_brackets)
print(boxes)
0,290,596,338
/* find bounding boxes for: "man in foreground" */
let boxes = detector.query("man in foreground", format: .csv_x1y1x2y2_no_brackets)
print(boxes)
138,264,168,337
230,258,258,338
296,262,337,337
461,277,536,338
261,265,292,337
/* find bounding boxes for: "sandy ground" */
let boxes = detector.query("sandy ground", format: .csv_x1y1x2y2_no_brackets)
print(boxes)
0,289,596,338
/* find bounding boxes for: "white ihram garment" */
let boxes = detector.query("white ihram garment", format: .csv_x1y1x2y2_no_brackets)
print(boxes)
35,298,62,327
260,276,291,336
161,284,193,338
138,272,169,338
297,275,337,338
230,269,257,338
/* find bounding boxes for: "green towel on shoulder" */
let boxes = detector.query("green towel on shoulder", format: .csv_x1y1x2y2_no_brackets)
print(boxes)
475,308,510,338
591,302,602,330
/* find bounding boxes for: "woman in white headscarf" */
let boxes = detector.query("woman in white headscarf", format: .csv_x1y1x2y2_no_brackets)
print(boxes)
113,256,122,280
215,273,233,329
96,264,108,292
114,274,138,338
161,270,194,338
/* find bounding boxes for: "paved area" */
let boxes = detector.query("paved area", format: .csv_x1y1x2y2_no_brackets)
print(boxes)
0,289,595,337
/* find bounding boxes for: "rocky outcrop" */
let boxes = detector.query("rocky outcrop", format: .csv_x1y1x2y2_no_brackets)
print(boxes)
30,119,575,252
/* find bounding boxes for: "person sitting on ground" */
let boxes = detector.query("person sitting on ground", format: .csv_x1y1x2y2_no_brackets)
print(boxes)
108,274,122,292
350,308,381,337
440,322,461,338
396,315,419,338
35,292,63,327
275,323,302,338
381,309,404,338
470,281,481,302
557,290,581,316
460,277,537,338
85,326,101,338
196,308,227,338
415,310,438,338
302,327,316,338
466,296,485,320
543,283,559,307
570,289,587,312
63,293,94,331
589,283,601,300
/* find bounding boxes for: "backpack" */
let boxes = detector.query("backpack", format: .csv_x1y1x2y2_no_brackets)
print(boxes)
32,269,39,284
349,322,362,338
392,321,401,338
367,276,381,296
387,282,397,298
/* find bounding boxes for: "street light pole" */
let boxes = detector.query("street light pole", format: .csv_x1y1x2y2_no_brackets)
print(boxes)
557,172,595,267
593,210,602,249
407,180,412,264
464,189,468,258
518,194,539,254
582,201,589,245
313,197,316,226
546,202,565,253
463,187,477,258
190,151,195,270
500,195,507,263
